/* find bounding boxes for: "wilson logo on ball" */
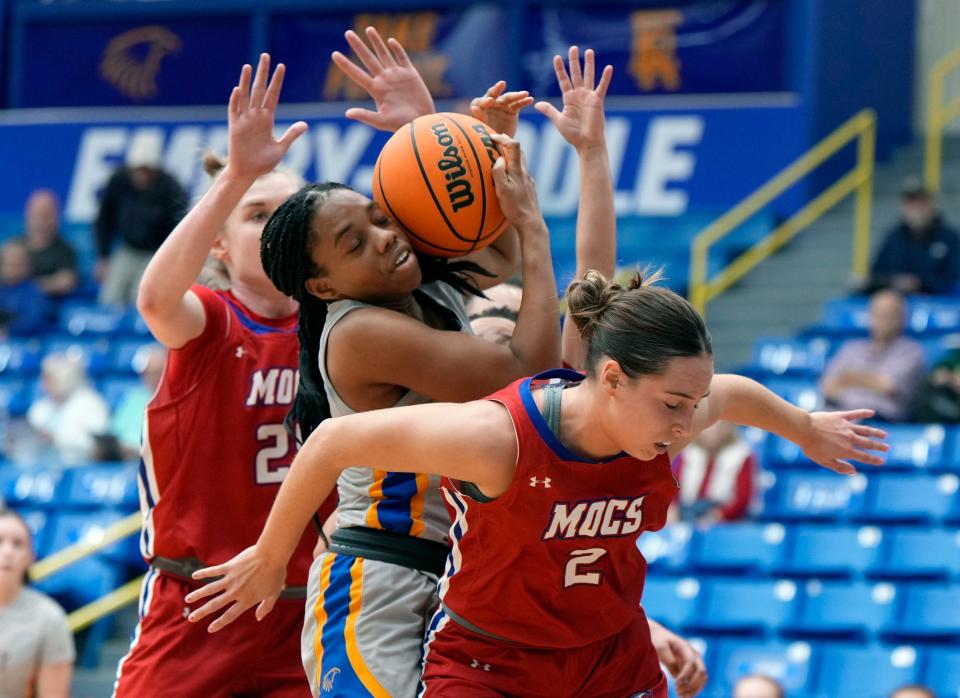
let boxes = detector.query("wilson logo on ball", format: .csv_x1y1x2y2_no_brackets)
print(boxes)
373,112,509,258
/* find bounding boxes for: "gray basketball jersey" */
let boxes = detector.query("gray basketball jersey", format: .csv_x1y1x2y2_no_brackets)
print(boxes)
319,281,473,544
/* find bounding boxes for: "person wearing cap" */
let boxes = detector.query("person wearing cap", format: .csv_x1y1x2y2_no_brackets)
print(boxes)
94,139,188,306
867,176,959,295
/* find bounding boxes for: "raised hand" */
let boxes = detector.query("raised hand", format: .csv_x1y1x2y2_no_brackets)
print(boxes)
331,27,436,132
535,46,613,152
799,409,888,474
227,54,307,181
183,546,286,633
489,133,543,233
470,81,534,137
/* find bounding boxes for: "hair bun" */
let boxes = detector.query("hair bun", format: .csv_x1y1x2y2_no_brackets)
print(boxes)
566,270,621,339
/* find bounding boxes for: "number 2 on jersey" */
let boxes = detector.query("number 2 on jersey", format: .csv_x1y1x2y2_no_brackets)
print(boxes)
255,423,295,484
564,547,607,587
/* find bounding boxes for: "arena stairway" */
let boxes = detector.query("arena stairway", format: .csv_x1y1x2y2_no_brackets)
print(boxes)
706,137,960,371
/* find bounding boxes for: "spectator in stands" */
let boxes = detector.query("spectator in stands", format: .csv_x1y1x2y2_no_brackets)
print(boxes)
94,139,188,307
914,346,960,423
15,189,78,297
0,239,48,336
26,353,110,465
820,289,925,421
0,506,74,697
100,344,166,460
889,686,936,698
672,420,756,523
867,176,959,295
733,674,784,698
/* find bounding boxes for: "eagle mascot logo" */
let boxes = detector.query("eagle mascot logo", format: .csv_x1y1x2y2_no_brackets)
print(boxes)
100,26,182,101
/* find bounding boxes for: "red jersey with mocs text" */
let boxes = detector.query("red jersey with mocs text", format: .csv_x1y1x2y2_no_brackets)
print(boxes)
439,369,679,649
138,285,331,586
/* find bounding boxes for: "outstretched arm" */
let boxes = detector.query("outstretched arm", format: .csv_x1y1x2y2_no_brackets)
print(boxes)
137,54,305,348
536,47,616,369
331,27,436,132
676,374,889,474
184,400,516,631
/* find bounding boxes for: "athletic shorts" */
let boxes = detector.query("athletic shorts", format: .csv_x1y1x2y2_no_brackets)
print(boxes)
301,553,440,698
113,568,311,698
419,608,667,698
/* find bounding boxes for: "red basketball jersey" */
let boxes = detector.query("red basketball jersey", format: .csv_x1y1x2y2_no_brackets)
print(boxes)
139,285,332,586
439,370,678,649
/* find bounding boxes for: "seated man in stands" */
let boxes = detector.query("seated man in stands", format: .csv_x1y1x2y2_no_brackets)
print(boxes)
820,289,924,421
672,420,756,523
14,189,78,298
867,177,959,295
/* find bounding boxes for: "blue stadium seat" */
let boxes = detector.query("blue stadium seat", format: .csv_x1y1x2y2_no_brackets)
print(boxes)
792,580,898,637
110,340,161,375
864,473,959,523
33,556,122,609
641,576,702,631
751,337,831,377
763,434,812,469
638,523,696,574
42,338,112,376
0,377,38,417
779,524,883,577
58,303,127,337
871,527,960,579
0,339,44,376
907,298,960,334
758,376,821,411
693,522,787,573
820,297,870,333
763,471,868,521
45,510,139,564
697,578,798,633
923,646,960,697
123,309,153,338
58,464,138,509
882,424,949,470
894,584,960,638
2,468,64,508
710,640,815,696
814,644,920,698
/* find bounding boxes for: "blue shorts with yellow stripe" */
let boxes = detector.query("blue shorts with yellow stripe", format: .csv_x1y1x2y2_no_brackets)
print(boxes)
301,552,441,698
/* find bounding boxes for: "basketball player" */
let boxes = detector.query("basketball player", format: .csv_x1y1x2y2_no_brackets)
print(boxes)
112,55,335,697
184,268,888,697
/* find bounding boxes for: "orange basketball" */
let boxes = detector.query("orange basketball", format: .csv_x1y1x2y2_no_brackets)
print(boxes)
372,112,509,257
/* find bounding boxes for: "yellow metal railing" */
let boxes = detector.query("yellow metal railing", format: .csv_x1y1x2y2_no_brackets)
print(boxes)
925,47,960,193
29,511,144,632
690,109,876,316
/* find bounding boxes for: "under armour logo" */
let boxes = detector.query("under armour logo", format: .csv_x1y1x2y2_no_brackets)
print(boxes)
235,346,245,358
321,667,340,692
529,477,552,488
181,607,190,619
470,659,491,671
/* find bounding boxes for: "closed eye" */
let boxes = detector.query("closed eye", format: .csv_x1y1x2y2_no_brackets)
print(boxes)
664,402,681,410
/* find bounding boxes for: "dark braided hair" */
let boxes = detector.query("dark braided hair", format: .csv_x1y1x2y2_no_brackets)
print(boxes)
261,182,493,441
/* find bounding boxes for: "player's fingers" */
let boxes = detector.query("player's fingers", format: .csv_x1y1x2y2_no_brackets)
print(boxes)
583,48,595,88
596,64,614,99
228,86,240,118
853,434,889,452
184,578,228,604
824,458,857,475
836,408,876,422
192,563,229,581
509,96,535,112
488,132,520,169
208,602,251,633
552,55,573,93
567,46,583,87
236,64,252,113
674,652,698,684
387,37,411,67
499,90,530,104
852,423,887,439
534,101,563,128
344,107,385,130
278,121,308,149
255,595,279,621
263,62,286,110
250,53,271,111
365,26,396,67
331,51,373,91
187,592,234,623
344,30,382,75
484,80,507,99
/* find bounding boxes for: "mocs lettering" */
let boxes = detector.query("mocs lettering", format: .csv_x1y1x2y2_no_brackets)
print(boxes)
542,496,647,541
246,368,299,407
430,122,475,212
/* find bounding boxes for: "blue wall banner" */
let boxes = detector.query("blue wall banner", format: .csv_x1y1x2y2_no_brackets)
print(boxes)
523,0,786,97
